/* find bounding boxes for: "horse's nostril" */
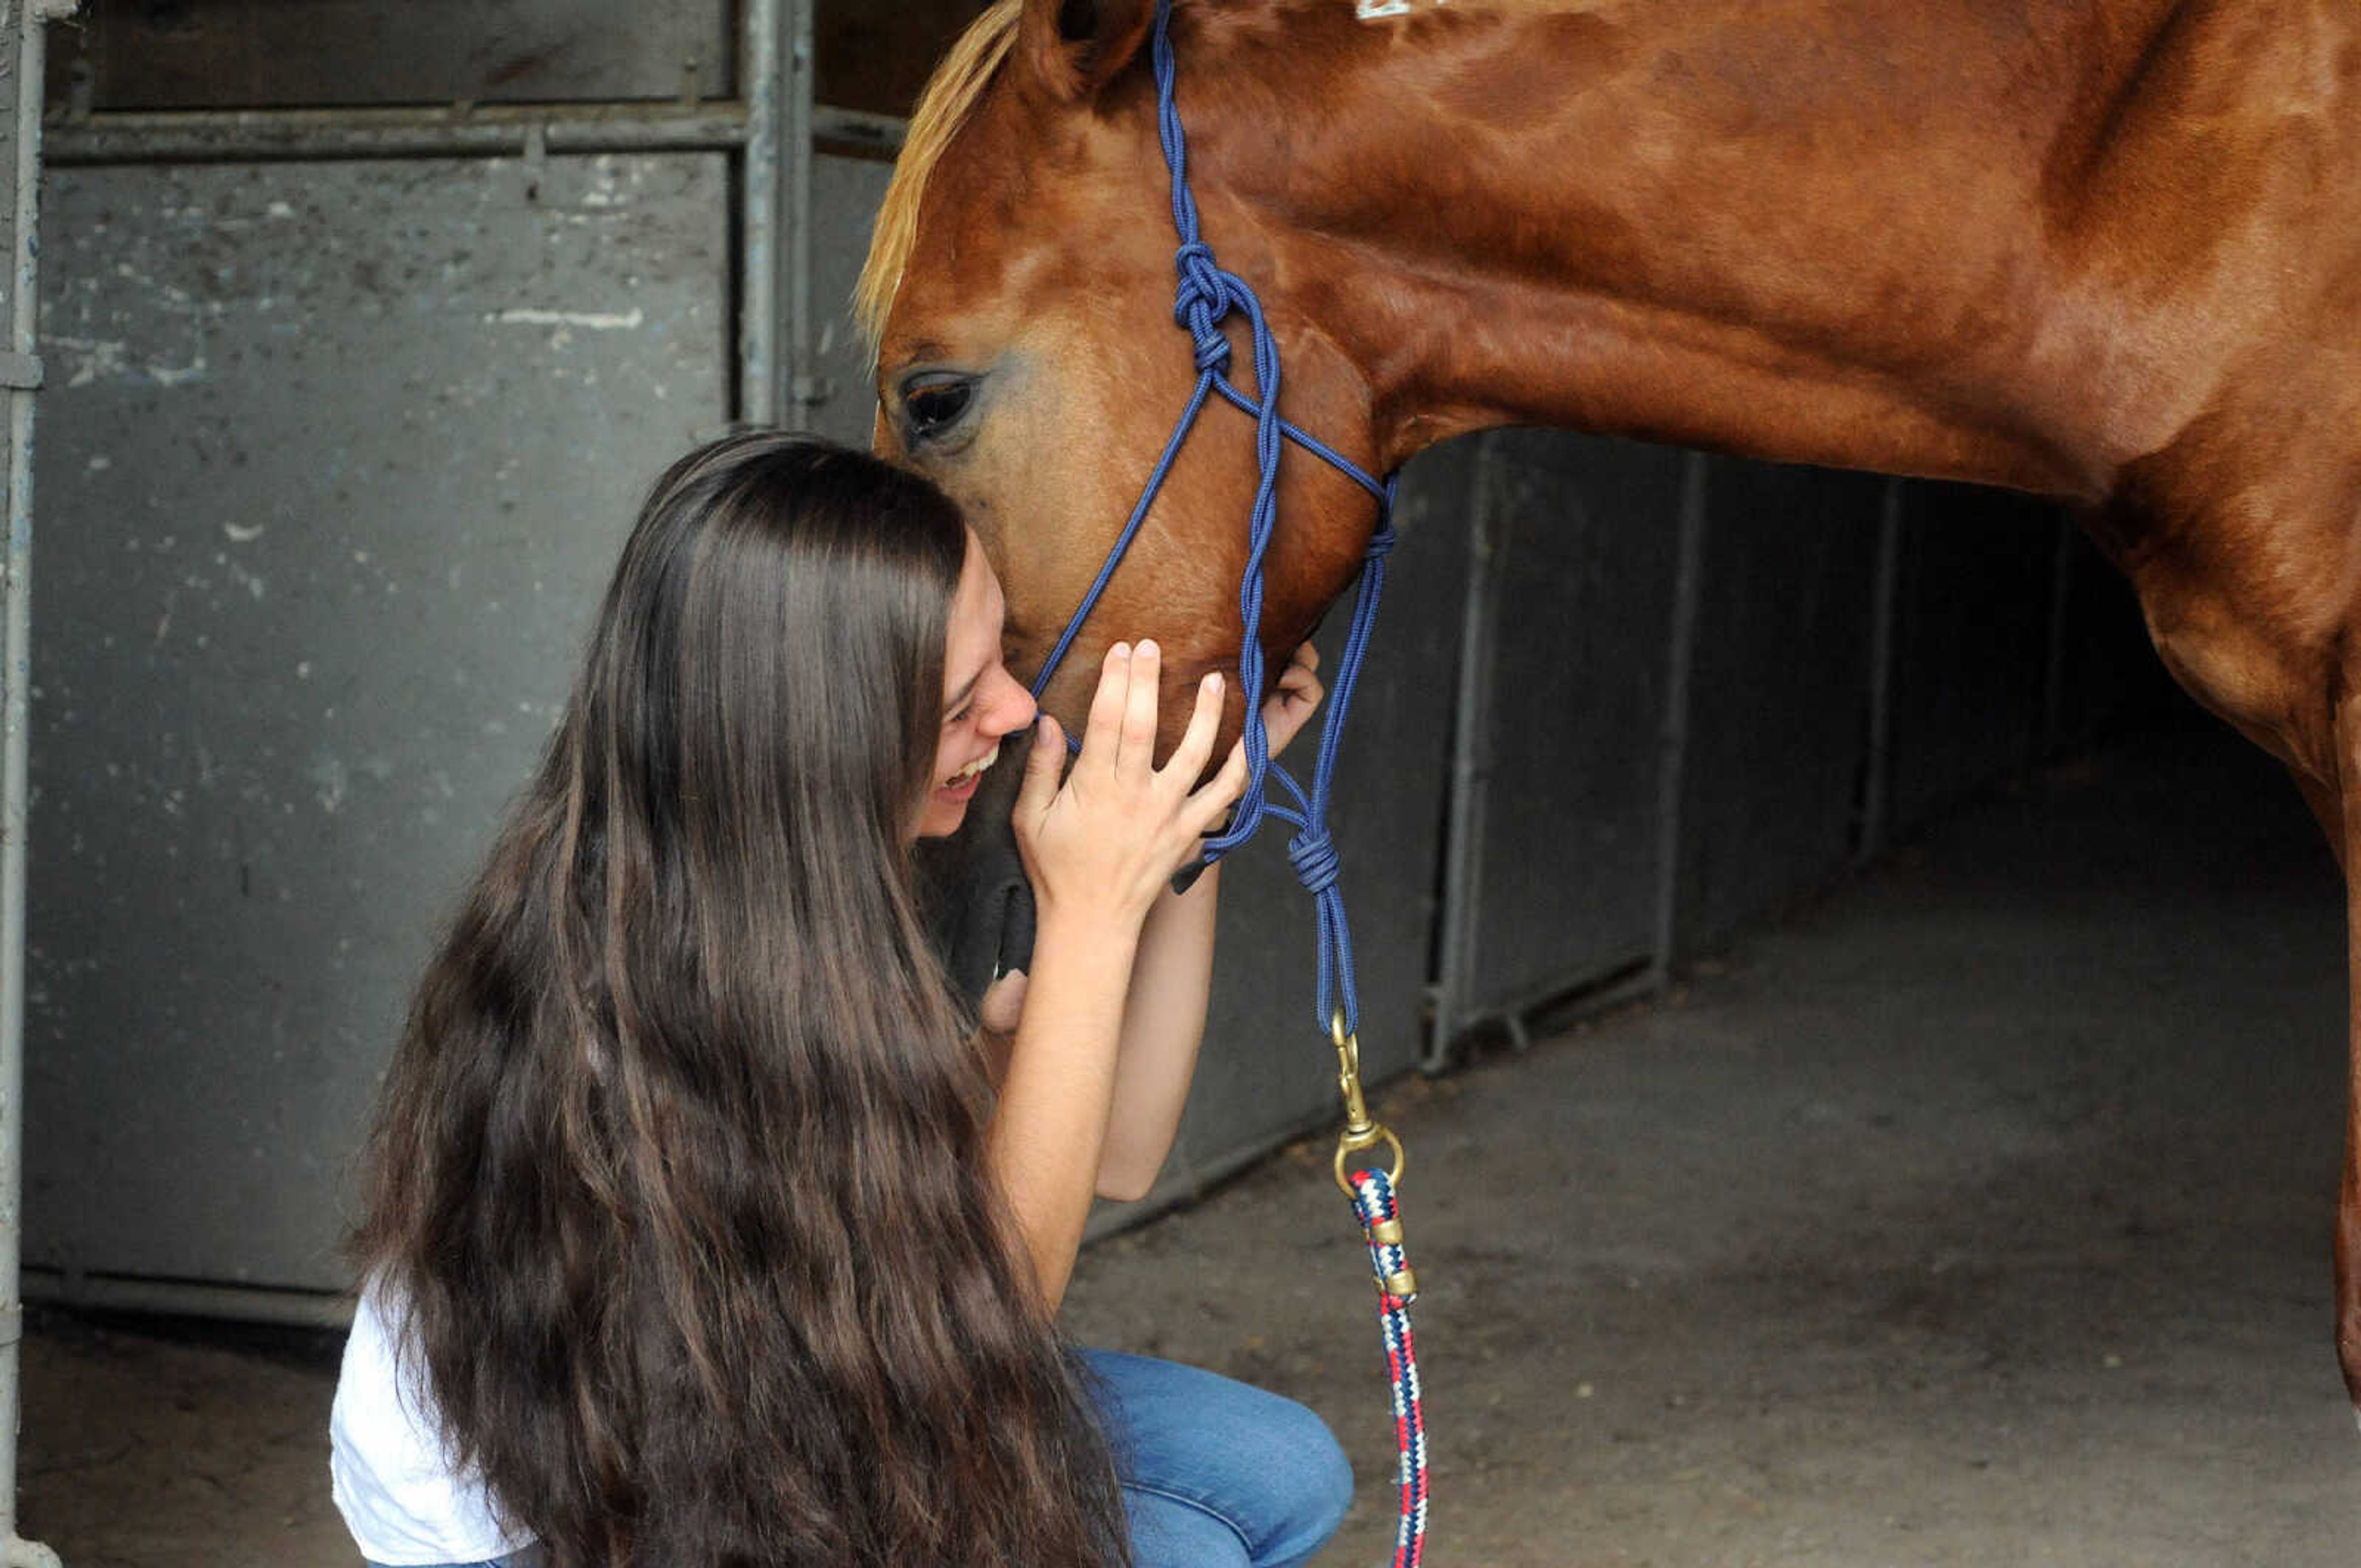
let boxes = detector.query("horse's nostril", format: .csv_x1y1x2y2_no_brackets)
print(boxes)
995,873,1037,979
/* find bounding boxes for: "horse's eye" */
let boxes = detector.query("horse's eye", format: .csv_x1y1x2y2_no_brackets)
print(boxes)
903,376,975,438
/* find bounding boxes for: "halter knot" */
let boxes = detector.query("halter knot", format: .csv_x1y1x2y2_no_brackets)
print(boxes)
1287,827,1343,896
1364,523,1399,561
1172,240,1236,372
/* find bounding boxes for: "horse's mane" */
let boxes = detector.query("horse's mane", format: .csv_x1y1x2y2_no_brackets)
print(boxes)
855,0,1025,352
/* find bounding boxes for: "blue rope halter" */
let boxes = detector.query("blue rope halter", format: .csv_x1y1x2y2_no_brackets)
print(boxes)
1022,20,1432,1557
1026,0,1399,1039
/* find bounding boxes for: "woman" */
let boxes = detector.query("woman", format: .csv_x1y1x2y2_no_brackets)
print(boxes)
330,433,1351,1568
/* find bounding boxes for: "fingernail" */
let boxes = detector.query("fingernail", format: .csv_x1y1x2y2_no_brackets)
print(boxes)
1137,639,1158,658
1204,671,1224,693
1110,641,1130,660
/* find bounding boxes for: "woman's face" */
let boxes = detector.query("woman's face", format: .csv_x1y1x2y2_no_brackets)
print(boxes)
917,529,1037,840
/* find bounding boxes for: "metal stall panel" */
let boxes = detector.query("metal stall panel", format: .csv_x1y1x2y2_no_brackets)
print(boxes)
1441,431,1688,1039
1130,439,1473,1206
0,6,66,1562
51,0,735,109
28,154,728,1294
806,151,893,451
1884,481,2064,837
1672,458,1886,950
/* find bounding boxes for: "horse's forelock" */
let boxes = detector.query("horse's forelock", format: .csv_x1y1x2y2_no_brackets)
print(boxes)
856,0,1028,354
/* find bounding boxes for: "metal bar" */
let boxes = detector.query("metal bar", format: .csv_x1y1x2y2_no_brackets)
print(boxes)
1857,477,1907,863
1,0,61,1550
813,106,906,159
1647,451,1709,983
45,101,754,165
42,101,899,169
1424,435,1505,1070
781,0,825,422
21,1268,352,1330
740,0,783,425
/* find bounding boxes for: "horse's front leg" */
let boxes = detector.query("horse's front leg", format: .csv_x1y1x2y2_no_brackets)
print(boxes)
2324,701,2361,1411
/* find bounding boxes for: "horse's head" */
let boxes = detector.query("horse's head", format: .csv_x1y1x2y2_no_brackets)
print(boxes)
864,0,1391,993
862,0,1390,753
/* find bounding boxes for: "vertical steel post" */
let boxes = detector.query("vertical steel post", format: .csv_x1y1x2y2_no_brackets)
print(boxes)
737,0,817,430
1425,435,1504,1069
0,1,66,1562
1646,451,1709,984
1857,476,1907,864
781,0,820,428
738,0,782,425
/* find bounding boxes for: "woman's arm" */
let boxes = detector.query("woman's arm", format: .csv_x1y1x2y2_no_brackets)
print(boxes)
984,899,1142,1304
976,874,1220,1204
1093,864,1223,1201
984,645,1324,1206
986,641,1246,1308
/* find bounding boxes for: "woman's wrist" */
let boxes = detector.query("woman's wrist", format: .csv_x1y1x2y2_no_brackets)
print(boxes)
1029,900,1146,980
1031,866,1168,937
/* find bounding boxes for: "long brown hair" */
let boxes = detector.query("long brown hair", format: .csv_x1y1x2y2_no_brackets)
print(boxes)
351,433,1129,1568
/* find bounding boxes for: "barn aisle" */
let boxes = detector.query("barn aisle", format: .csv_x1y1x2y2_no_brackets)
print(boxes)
25,711,2361,1567
1061,712,2361,1567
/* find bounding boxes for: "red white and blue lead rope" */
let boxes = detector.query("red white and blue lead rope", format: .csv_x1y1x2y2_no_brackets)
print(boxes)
1350,1167,1428,1568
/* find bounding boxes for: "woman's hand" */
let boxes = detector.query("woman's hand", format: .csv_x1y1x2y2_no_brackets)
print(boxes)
1013,640,1249,930
1260,642,1325,760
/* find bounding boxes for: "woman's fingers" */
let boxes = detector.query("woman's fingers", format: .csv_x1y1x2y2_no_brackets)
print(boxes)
1077,642,1133,782
1259,640,1327,759
979,968,1029,1034
1118,639,1162,773
1185,737,1251,834
1162,670,1225,786
1279,644,1322,698
1014,713,1064,827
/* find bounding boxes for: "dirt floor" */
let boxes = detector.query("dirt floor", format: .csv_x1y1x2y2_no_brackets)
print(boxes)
24,717,2361,1567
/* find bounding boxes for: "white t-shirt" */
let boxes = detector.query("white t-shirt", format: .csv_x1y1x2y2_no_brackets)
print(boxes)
329,1280,540,1566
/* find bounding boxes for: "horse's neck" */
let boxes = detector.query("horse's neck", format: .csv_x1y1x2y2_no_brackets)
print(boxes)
1188,0,2352,505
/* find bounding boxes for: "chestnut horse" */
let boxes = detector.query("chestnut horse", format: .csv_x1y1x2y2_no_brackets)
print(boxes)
860,0,2361,1400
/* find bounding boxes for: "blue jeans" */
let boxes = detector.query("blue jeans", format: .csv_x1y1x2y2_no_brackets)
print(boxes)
368,1353,1351,1568
1080,1347,1355,1568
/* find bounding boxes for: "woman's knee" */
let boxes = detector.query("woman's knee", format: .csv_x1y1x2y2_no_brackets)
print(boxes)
1080,1349,1353,1566
1121,1418,1350,1568
1249,1395,1353,1566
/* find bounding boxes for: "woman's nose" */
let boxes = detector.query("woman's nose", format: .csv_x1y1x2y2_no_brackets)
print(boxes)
985,673,1037,739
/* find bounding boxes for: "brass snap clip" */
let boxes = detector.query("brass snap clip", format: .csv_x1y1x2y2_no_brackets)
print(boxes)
1329,1007,1406,1198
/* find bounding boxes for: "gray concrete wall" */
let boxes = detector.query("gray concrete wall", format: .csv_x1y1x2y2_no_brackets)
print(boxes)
28,152,730,1294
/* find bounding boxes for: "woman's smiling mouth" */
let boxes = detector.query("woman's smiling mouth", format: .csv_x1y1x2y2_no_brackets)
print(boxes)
939,740,1001,797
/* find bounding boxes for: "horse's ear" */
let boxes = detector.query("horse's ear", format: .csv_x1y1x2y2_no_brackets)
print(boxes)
1019,0,1157,102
